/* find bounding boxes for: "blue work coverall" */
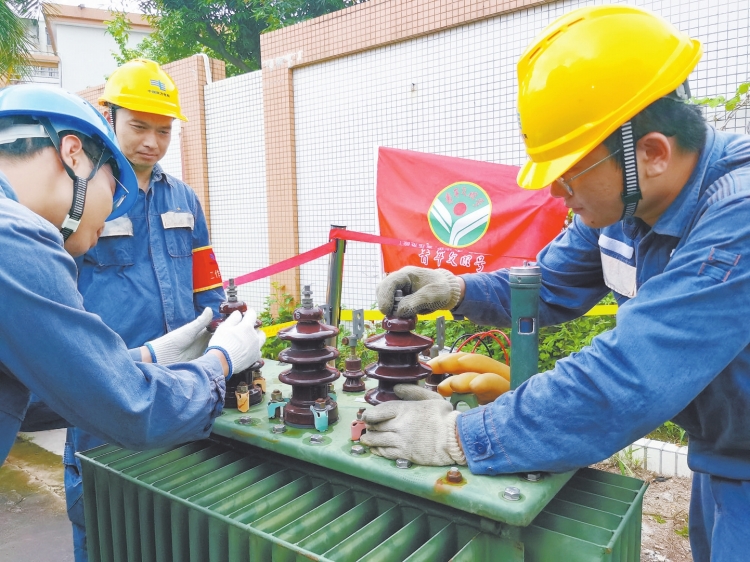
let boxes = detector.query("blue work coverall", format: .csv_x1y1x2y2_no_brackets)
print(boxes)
454,126,750,561
68,164,225,561
0,170,226,478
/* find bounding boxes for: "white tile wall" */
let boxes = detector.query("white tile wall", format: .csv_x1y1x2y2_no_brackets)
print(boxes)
291,0,750,308
159,119,183,181
204,71,270,312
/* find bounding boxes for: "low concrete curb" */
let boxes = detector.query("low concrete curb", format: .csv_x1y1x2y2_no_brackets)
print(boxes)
622,438,691,477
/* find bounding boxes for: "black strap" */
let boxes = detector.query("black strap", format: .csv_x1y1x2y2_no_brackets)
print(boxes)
37,117,104,240
620,120,641,219
60,176,88,241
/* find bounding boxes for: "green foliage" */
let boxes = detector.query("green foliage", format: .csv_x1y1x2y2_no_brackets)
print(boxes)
653,514,666,524
646,420,687,446
537,311,616,372
107,0,362,75
258,282,298,361
609,446,644,477
675,522,690,538
0,0,40,81
692,81,750,130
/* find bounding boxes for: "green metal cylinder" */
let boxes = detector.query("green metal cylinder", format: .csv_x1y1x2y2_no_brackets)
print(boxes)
509,264,541,390
325,225,347,349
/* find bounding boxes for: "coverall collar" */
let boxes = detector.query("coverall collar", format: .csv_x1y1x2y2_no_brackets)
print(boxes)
651,126,717,239
0,171,18,202
150,163,176,189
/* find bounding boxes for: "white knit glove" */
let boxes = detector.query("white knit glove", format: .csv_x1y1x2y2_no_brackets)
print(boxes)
377,266,462,318
205,309,266,377
146,308,214,365
360,384,467,466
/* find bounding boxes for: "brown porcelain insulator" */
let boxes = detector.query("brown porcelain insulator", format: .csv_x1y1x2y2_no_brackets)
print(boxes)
342,357,366,392
364,314,432,405
277,289,340,427
211,279,264,408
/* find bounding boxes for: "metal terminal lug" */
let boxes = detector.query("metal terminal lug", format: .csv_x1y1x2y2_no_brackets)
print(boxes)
351,445,366,455
396,458,412,469
309,434,325,445
446,467,463,483
503,486,521,501
271,424,286,434
523,472,543,482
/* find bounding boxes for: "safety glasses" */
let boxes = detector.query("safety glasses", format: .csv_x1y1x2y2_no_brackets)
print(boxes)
555,148,622,196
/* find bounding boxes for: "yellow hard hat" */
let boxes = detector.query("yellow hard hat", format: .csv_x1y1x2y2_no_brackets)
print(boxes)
516,5,702,190
99,58,187,121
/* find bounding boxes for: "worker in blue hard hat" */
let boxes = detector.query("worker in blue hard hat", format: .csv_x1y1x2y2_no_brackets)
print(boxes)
58,59,230,562
0,83,264,495
366,6,750,561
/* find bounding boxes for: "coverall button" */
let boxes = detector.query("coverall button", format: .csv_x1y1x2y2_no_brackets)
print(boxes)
203,424,212,432
474,443,486,454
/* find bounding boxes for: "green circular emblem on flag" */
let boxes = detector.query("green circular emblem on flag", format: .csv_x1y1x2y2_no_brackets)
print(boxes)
428,182,491,248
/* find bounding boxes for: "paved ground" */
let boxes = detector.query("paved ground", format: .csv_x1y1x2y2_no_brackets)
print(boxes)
0,432,74,562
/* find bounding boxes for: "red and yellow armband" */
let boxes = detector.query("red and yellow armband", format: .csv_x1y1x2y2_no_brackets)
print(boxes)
193,245,223,293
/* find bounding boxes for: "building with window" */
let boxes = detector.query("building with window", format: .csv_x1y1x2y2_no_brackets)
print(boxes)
11,4,152,92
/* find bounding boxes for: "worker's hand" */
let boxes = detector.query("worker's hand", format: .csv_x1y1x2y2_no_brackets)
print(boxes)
145,307,214,365
205,309,266,377
376,266,463,318
360,384,466,466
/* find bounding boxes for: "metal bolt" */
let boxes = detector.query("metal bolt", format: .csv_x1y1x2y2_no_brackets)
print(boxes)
351,445,365,455
309,434,324,444
503,486,521,501
396,458,411,469
523,472,543,482
301,285,313,308
314,398,327,411
328,383,335,394
446,467,463,483
271,389,282,402
238,416,252,425
356,408,365,420
271,424,286,434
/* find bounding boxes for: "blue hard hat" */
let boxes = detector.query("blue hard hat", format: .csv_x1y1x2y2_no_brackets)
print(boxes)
0,84,137,221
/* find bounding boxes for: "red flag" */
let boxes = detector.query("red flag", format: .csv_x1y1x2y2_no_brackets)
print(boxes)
376,147,567,274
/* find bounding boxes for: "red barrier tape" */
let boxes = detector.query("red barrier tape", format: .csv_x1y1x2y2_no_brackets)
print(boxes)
329,228,432,249
228,228,532,289
228,240,337,288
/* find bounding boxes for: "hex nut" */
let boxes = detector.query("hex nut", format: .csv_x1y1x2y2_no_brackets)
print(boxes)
351,445,366,455
238,416,252,425
503,486,521,501
309,434,325,444
396,458,412,469
271,424,286,434
523,472,543,482
271,390,283,401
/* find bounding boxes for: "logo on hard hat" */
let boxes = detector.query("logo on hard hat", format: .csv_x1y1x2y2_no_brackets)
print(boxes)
149,79,167,91
427,182,491,248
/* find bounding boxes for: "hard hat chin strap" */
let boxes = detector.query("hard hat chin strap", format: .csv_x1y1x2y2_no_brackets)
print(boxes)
38,117,101,241
620,121,641,219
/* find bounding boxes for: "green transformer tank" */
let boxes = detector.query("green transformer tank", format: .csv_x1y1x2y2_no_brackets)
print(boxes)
78,270,646,561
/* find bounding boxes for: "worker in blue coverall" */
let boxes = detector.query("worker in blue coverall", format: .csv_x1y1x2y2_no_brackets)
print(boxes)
363,6,750,561
0,84,264,555
63,59,229,562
